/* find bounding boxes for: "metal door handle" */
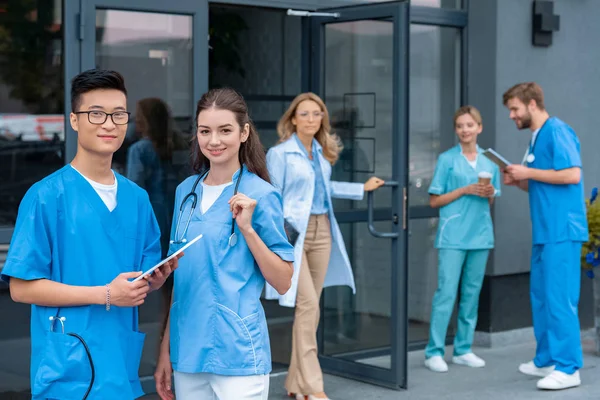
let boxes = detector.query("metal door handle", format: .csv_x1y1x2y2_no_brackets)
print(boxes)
367,181,399,238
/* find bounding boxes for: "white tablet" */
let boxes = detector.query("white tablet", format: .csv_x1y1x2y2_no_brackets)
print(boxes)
132,233,203,282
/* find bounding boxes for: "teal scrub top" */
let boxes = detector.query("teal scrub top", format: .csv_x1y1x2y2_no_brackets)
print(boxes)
526,117,588,244
429,145,501,250
1,165,162,399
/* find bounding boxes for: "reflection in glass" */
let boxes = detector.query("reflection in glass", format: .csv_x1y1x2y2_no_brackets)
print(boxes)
95,9,194,380
325,20,394,212
320,19,394,370
0,0,64,229
409,25,461,207
323,222,391,369
0,1,63,394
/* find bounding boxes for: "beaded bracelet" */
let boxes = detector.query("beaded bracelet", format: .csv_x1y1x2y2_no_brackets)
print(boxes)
105,284,111,311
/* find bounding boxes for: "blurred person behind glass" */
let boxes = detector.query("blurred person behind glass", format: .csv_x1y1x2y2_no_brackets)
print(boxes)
126,98,190,342
126,97,190,257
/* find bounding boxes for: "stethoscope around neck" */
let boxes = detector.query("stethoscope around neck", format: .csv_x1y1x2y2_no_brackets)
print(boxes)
171,167,244,246
523,140,536,164
522,120,550,165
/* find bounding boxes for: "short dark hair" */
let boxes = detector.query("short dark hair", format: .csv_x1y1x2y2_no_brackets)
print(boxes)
502,82,545,110
71,69,127,111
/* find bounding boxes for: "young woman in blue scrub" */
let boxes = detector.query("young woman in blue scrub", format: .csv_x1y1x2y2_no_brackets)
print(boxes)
424,106,501,373
1,69,178,400
154,88,295,400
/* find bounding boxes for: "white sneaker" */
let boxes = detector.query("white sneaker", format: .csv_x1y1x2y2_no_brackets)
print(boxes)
425,355,448,372
452,353,486,368
518,360,555,377
537,370,581,390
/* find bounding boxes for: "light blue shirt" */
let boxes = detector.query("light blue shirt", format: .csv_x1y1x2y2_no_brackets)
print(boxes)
526,117,588,244
168,165,295,376
428,145,501,250
293,134,329,215
1,165,161,399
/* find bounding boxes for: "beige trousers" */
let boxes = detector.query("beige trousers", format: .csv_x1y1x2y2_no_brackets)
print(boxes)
285,214,332,395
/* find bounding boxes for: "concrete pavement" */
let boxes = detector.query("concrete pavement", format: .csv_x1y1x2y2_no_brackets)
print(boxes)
143,331,599,399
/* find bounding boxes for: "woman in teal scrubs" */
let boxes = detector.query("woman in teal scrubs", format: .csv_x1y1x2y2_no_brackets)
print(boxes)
424,106,501,373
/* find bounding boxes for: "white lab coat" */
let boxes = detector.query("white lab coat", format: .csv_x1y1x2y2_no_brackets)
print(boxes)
264,136,364,307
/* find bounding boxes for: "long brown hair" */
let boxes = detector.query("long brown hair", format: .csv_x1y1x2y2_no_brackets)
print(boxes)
136,97,177,161
277,92,342,164
191,88,270,183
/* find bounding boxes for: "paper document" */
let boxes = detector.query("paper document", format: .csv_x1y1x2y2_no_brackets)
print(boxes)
482,148,512,169
133,233,203,282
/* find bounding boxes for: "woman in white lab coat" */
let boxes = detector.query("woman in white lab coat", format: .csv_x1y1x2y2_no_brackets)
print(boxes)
265,92,384,400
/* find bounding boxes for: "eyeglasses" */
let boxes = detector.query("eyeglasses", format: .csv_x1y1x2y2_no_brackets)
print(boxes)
296,111,325,120
74,110,130,125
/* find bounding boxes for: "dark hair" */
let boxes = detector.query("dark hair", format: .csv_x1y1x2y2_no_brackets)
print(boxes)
137,98,176,161
502,82,545,110
71,69,127,111
191,88,270,183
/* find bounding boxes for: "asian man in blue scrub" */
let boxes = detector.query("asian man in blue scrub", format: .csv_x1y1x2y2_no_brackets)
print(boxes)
0,69,179,399
503,82,588,391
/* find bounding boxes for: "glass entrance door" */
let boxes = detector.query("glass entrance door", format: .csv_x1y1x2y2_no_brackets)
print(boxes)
309,1,409,390
65,0,207,392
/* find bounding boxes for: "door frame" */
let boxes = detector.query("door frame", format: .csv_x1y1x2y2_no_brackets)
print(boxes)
307,1,410,390
63,0,208,163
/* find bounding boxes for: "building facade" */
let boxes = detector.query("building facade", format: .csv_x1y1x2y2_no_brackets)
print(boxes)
0,0,597,396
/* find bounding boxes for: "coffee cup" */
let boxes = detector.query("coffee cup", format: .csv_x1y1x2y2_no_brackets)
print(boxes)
478,171,492,185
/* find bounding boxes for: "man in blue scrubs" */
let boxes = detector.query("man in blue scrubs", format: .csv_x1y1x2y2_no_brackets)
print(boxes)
503,82,588,391
1,69,178,399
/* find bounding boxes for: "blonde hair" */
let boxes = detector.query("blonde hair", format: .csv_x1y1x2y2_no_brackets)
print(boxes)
277,92,342,164
454,105,483,126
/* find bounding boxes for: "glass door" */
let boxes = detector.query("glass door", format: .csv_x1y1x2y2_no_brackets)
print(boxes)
309,1,409,390
65,0,207,393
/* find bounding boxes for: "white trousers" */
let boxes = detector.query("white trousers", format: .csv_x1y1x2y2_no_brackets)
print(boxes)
173,371,270,400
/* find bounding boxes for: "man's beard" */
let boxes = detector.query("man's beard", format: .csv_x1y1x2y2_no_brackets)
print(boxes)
518,112,532,130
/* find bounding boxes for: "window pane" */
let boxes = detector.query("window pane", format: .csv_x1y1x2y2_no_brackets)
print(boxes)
0,1,64,229
409,25,461,207
0,2,64,395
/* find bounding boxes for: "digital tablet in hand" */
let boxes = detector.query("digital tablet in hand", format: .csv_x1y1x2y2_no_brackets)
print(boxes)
132,233,203,282
482,148,512,169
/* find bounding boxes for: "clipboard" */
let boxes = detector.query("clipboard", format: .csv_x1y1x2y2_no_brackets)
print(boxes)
482,148,512,169
132,233,203,282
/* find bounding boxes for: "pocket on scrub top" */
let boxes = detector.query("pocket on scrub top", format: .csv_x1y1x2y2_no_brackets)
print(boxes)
32,331,93,399
214,304,263,372
123,330,146,382
122,228,141,268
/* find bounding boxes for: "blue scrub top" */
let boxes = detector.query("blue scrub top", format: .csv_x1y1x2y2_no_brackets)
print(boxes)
293,134,329,215
428,145,501,250
169,165,295,376
527,117,588,244
1,165,162,400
